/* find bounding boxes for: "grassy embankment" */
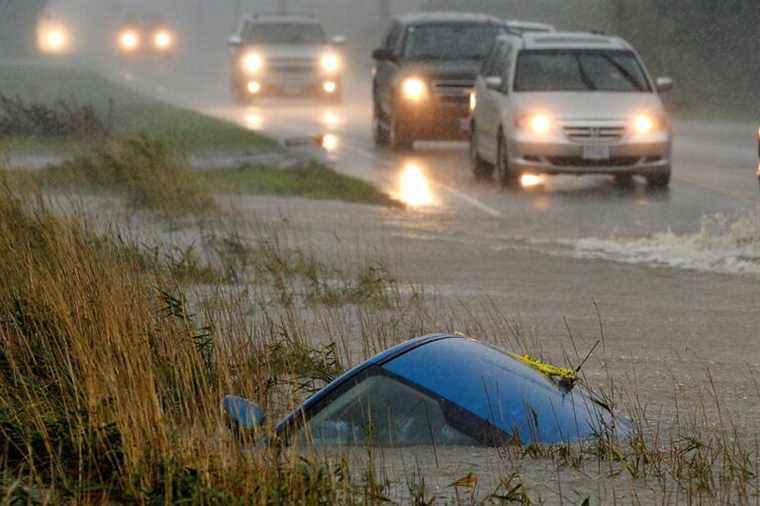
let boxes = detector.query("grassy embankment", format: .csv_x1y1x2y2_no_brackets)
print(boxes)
0,62,399,210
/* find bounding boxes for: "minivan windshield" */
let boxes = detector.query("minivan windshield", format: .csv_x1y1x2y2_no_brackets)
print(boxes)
244,23,326,45
404,23,502,60
514,50,652,92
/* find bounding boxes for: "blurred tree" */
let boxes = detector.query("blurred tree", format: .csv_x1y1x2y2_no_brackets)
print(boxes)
0,0,50,57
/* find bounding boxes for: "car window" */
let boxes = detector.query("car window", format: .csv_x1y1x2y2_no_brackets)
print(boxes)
490,43,511,79
514,49,652,92
481,42,501,76
403,23,501,61
384,22,401,52
244,23,327,45
296,373,478,447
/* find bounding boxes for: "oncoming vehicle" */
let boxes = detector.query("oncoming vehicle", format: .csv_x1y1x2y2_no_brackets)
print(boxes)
372,12,510,150
115,16,176,57
228,13,345,102
224,334,629,447
470,32,674,188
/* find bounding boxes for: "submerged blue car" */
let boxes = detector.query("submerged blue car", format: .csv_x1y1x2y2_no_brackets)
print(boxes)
225,334,628,447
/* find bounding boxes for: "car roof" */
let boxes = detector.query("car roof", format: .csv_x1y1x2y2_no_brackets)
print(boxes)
394,11,505,26
243,13,321,25
505,20,556,32
518,31,632,50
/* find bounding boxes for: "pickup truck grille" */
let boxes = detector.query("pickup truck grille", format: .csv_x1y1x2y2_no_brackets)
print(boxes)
563,126,626,143
268,57,317,74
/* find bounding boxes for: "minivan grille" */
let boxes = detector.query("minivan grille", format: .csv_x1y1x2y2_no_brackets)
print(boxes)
563,126,626,143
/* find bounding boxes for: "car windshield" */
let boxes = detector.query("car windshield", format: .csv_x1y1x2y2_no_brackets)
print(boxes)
514,50,652,92
403,23,501,60
244,23,326,45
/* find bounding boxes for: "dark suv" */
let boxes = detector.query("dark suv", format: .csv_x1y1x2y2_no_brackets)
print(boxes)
372,12,508,150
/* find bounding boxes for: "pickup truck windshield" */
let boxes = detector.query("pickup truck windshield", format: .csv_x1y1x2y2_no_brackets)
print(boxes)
403,23,501,60
245,23,326,45
514,50,652,92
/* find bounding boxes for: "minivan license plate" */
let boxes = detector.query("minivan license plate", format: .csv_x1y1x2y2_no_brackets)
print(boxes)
582,145,611,161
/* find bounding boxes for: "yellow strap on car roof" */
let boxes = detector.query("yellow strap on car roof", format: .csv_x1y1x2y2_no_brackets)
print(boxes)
507,352,579,390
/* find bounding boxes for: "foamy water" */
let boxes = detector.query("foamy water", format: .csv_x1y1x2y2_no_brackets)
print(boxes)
562,207,760,275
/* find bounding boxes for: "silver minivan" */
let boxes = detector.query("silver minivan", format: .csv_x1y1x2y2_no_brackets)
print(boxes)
469,32,673,188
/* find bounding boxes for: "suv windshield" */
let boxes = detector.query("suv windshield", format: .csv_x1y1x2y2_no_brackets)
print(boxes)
245,23,326,45
403,23,502,60
514,50,651,92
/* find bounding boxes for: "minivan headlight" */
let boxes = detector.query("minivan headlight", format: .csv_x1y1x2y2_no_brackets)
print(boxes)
632,114,661,135
517,113,554,136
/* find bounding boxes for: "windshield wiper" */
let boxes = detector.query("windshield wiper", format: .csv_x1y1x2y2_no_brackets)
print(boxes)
599,55,646,91
575,56,598,91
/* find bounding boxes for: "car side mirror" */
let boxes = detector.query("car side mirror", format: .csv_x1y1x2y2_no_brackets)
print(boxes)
485,76,503,91
227,35,242,47
656,77,673,93
372,47,392,61
332,35,347,46
223,395,264,432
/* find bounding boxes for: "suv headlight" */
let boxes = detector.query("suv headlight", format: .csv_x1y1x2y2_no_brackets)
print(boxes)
153,30,174,50
242,53,264,73
119,30,141,51
401,77,427,102
320,53,341,73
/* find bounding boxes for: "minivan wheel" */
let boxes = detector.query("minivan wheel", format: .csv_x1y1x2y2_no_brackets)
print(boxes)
389,111,414,151
646,169,671,189
497,131,519,187
470,125,494,179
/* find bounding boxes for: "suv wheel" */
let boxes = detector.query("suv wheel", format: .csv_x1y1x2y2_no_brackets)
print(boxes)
470,124,493,179
646,168,671,189
497,131,519,187
389,111,414,151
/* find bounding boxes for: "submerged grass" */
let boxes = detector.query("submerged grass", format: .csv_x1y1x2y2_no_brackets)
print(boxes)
200,163,403,208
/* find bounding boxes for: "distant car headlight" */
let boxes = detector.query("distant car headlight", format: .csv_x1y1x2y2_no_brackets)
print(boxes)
153,30,174,50
119,30,141,52
401,77,427,102
242,53,264,73
38,24,69,54
469,91,477,112
518,113,554,136
320,53,341,73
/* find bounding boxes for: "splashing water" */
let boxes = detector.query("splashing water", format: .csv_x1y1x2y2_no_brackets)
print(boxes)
568,207,760,275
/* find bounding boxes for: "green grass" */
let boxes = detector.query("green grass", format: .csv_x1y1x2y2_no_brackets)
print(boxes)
0,62,278,153
201,163,403,208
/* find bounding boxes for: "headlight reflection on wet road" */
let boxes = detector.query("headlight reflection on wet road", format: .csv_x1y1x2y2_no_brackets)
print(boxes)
244,113,263,130
397,163,435,208
520,174,545,189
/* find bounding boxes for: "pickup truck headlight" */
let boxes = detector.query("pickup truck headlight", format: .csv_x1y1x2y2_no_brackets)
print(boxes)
401,77,427,102
242,53,264,73
320,53,341,73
